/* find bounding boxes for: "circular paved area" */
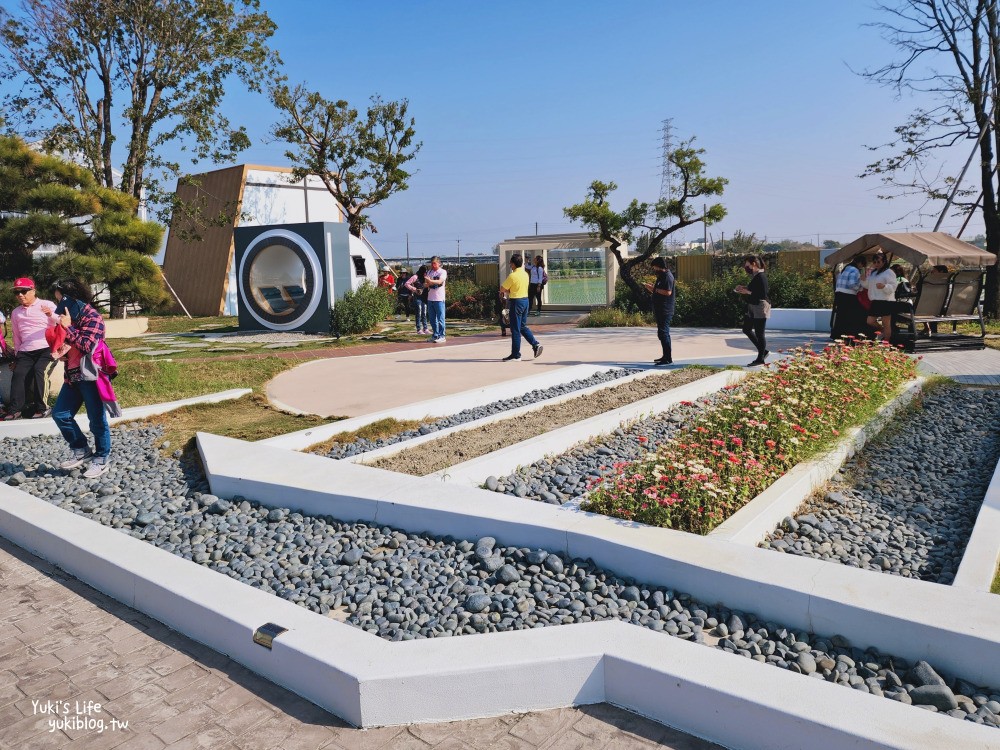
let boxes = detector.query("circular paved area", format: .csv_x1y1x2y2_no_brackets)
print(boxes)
267,327,822,417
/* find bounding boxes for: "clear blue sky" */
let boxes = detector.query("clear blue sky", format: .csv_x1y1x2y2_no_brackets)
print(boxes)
219,0,981,255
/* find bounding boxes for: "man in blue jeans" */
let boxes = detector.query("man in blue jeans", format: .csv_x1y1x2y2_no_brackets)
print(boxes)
499,253,543,361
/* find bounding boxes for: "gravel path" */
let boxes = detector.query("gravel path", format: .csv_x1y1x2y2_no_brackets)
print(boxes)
368,368,711,476
482,389,731,506
760,385,1000,583
4,425,1000,729
315,367,639,460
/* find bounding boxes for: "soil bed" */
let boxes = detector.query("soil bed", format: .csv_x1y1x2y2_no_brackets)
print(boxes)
366,368,712,476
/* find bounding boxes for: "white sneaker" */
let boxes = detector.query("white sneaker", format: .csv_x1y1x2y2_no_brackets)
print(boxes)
83,456,110,479
60,449,93,470
434,337,446,343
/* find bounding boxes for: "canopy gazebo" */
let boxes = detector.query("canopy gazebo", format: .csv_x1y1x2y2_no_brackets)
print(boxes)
825,232,996,352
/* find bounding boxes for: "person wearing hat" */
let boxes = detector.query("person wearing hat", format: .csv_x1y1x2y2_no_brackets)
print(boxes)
642,257,676,365
4,278,56,420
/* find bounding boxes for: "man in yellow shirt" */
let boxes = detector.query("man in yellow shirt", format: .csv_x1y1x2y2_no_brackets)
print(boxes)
499,253,543,361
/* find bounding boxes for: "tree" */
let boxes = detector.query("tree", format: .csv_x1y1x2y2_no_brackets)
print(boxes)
0,133,167,315
721,230,765,256
563,139,727,311
861,0,1000,314
0,0,279,218
823,239,842,249
270,84,422,237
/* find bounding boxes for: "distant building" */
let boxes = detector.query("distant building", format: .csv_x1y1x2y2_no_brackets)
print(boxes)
161,165,351,316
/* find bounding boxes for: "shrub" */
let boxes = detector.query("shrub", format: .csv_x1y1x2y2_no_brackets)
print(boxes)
582,340,916,534
330,281,395,335
446,278,498,319
672,266,833,327
580,307,653,327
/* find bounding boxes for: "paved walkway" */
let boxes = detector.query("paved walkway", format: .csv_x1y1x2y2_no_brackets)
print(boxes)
268,326,822,417
917,345,1000,385
0,537,720,750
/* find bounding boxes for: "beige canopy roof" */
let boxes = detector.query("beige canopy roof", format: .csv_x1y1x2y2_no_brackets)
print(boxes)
824,232,996,268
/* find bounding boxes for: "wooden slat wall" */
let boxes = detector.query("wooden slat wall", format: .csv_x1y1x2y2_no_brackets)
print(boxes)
474,262,500,287
161,165,247,316
676,254,713,282
777,250,820,273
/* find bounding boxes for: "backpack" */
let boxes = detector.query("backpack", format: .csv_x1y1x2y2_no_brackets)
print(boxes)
0,318,12,363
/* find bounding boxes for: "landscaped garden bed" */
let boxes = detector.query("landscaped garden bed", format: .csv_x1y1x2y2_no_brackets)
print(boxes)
3,425,998,729
760,384,1000,584
364,367,713,476
310,367,642,460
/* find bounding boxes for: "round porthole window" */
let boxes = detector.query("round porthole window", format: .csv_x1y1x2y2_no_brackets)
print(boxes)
238,230,323,330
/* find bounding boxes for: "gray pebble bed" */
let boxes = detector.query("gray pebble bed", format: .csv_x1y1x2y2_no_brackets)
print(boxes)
761,386,1000,584
5,426,999,727
321,367,637,459
483,393,724,505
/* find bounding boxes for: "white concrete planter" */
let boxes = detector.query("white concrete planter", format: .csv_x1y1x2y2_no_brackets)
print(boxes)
769,308,831,332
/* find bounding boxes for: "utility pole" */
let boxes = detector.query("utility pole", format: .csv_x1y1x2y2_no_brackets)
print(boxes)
721,231,725,254
535,222,538,236
456,238,461,263
703,204,707,253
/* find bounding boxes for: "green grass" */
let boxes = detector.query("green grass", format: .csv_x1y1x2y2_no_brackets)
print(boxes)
992,563,1000,594
145,315,239,334
131,394,331,459
114,356,296,407
578,308,653,327
306,417,424,455
547,277,608,305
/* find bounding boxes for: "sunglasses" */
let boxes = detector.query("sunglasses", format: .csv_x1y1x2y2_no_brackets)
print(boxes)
14,289,31,295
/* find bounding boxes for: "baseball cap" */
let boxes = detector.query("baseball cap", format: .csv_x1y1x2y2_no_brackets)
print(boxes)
13,277,35,291
650,257,667,269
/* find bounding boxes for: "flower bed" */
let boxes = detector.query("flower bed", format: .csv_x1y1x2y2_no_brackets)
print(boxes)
583,341,917,533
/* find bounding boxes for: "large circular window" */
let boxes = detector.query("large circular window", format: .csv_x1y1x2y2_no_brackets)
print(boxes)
238,230,323,330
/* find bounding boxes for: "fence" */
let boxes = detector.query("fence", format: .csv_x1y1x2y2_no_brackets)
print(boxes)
474,262,500,287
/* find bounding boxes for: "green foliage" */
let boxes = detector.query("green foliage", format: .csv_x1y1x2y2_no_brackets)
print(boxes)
579,307,653,327
445,279,497,319
0,0,279,215
271,84,421,237
0,134,167,314
563,138,727,312
330,281,395,335
672,267,833,327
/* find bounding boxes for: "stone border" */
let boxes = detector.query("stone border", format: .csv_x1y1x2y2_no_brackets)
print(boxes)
953,453,1000,591
349,366,720,465
1,481,994,748
420,370,748,484
262,364,622,450
708,378,925,545
197,433,1000,689
0,388,252,440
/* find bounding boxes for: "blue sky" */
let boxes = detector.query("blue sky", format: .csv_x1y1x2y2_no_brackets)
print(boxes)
222,0,979,255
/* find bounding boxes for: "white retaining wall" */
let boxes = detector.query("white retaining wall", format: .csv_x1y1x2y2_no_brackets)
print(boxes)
2,478,996,748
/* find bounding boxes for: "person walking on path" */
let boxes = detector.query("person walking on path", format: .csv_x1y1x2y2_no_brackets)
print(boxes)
4,277,56,420
528,255,548,316
642,257,675,365
425,256,448,343
405,265,430,335
499,253,544,361
49,279,113,478
734,255,771,366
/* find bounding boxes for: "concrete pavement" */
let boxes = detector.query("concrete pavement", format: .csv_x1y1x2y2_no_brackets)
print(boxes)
267,326,823,417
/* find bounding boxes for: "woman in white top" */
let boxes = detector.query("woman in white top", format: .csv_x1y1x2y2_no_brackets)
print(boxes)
527,256,547,316
865,252,898,342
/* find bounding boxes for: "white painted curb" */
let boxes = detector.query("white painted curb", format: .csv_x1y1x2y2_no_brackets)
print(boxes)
709,378,925,545
261,364,617,450
0,388,252,440
1,483,995,748
422,369,748,484
349,366,711,466
197,433,1000,689
953,453,1000,591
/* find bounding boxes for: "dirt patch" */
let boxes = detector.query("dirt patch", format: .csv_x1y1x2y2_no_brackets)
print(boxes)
365,368,713,476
